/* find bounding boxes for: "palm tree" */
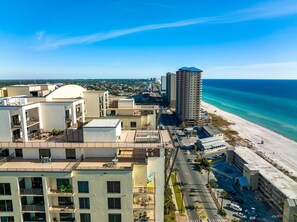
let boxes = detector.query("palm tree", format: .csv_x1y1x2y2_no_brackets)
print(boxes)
293,213,297,222
206,166,212,185
231,219,240,222
209,179,218,190
179,186,187,211
219,190,228,210
172,167,179,182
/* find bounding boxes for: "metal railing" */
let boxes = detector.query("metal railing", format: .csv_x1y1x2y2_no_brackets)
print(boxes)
133,187,155,194
20,188,43,195
22,204,45,212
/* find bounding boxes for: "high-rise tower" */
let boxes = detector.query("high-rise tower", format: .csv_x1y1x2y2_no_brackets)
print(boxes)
176,67,203,124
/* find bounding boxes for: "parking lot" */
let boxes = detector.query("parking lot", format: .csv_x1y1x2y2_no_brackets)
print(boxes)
211,161,282,221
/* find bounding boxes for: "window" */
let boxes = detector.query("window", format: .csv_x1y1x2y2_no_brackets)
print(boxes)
0,217,14,222
108,214,121,222
0,200,13,212
107,181,120,193
78,181,89,193
39,149,51,158
15,149,23,157
56,179,71,188
108,198,121,209
80,214,91,222
79,198,90,209
130,122,136,128
65,149,76,159
0,183,11,195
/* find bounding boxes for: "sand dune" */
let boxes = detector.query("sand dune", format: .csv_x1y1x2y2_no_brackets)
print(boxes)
202,101,297,176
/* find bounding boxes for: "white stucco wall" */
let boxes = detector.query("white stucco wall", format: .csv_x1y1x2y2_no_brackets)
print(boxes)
83,127,117,142
147,149,165,222
0,110,12,141
40,103,67,131
23,148,39,159
46,84,86,101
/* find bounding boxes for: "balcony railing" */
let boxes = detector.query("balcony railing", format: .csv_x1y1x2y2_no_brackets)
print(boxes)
48,187,74,196
27,118,39,127
133,187,155,194
22,204,45,212
49,205,75,213
11,121,22,128
20,188,43,196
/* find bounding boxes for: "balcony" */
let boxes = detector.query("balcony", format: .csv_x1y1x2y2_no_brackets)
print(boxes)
27,118,39,127
133,187,155,194
48,187,74,196
65,115,72,122
11,121,22,128
76,112,82,118
49,205,75,213
20,188,43,196
22,204,45,212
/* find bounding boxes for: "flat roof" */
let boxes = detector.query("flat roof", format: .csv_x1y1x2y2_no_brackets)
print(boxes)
0,130,174,149
84,119,121,128
234,147,297,199
203,124,222,136
0,158,132,172
199,137,223,143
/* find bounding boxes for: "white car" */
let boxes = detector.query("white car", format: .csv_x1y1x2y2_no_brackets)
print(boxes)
235,212,246,219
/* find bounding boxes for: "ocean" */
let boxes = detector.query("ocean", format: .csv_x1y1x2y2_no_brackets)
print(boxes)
202,79,297,142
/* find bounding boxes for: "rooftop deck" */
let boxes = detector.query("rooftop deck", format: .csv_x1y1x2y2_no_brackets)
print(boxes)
234,147,297,199
0,157,133,172
0,130,173,149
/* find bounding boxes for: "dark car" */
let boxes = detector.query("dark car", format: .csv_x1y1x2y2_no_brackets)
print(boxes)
233,198,245,204
226,190,237,196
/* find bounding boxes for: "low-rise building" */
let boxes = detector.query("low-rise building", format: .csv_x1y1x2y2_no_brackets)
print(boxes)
105,98,159,130
226,147,297,222
202,124,224,140
196,137,227,152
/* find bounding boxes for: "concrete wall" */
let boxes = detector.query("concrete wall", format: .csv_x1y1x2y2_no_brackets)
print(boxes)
147,148,165,222
0,110,12,141
40,103,67,131
83,127,117,142
118,99,134,108
6,86,31,96
46,85,86,101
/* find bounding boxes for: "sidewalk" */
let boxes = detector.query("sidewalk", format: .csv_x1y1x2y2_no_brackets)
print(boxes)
169,175,188,222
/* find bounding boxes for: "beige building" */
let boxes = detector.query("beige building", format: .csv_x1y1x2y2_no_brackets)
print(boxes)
0,116,171,222
166,72,176,109
176,67,203,125
0,97,85,142
0,85,165,222
105,98,159,130
226,147,297,222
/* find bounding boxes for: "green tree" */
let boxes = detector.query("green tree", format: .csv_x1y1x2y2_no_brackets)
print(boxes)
172,167,179,182
209,179,218,189
293,213,297,222
231,218,239,222
179,186,187,211
206,166,212,185
164,187,176,215
219,190,228,210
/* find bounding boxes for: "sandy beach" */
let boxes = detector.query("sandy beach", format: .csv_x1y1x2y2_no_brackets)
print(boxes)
201,101,297,176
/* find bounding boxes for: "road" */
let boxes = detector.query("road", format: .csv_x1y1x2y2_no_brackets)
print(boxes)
161,112,224,221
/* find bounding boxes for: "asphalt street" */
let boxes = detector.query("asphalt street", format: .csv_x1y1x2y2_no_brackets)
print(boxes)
161,112,223,221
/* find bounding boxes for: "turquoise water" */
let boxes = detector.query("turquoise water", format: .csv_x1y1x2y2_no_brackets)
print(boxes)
202,80,297,142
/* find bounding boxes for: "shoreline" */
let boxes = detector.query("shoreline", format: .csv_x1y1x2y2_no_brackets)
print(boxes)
201,101,297,177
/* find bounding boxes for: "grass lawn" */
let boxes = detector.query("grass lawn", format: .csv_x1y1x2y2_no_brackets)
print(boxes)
171,174,185,214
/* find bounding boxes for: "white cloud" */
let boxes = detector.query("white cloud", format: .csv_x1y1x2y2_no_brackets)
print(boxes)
34,0,297,50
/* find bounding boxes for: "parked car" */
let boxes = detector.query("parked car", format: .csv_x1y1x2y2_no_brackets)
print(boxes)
234,212,246,219
233,197,244,204
230,203,242,212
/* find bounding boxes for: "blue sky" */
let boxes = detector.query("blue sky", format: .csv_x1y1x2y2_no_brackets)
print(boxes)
1,0,297,79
